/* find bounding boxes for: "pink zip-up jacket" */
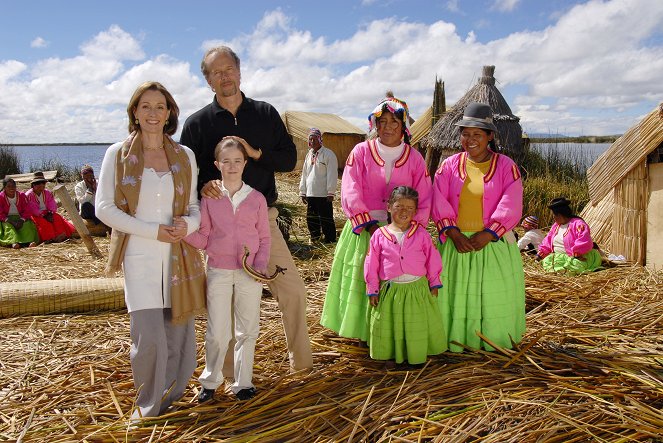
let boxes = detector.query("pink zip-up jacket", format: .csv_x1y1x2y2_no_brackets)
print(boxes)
183,188,271,272
432,151,522,242
25,188,57,216
364,222,442,295
0,190,36,221
341,139,431,233
537,217,594,258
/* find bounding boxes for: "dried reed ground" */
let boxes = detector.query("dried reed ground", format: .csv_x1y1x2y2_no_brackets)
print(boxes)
0,173,661,442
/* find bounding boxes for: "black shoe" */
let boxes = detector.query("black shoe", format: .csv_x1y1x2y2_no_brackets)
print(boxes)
236,388,256,401
198,388,215,403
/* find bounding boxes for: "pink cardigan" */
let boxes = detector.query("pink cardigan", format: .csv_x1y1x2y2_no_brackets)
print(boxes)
364,222,442,295
25,188,57,216
432,151,522,242
341,140,431,233
184,189,271,272
537,217,594,258
0,190,36,221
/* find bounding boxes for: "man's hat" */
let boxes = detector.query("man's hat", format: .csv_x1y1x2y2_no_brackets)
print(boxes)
454,102,497,132
31,171,48,186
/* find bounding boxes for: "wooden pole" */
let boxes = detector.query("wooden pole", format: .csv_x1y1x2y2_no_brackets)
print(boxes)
52,184,104,259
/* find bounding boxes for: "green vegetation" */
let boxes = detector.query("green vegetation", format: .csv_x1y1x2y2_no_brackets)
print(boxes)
518,145,590,228
530,135,619,144
0,145,21,179
28,159,82,183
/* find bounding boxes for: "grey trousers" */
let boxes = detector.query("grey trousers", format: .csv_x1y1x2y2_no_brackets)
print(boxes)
129,309,196,418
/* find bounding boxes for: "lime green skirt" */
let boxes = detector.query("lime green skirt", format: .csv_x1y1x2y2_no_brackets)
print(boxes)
541,249,602,275
320,221,372,340
0,216,39,247
368,277,447,364
437,233,526,352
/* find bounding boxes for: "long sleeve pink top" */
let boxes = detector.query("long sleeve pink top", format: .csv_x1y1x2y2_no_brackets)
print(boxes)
341,140,432,233
0,191,36,221
364,222,442,295
432,151,523,242
25,188,57,216
537,217,594,258
184,187,271,273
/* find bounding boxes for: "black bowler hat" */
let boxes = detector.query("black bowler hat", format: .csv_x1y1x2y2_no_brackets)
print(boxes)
548,197,572,210
454,102,497,132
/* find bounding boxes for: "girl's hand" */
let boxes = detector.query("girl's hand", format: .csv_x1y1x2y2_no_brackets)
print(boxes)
469,231,494,251
430,288,439,297
171,216,188,239
447,228,473,253
369,295,379,307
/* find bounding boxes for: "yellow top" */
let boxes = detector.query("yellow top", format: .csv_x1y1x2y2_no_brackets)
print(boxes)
457,159,491,232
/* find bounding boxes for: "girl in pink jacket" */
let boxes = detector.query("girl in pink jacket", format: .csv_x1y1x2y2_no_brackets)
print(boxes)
364,186,446,366
321,95,432,343
537,197,601,274
183,137,270,404
432,103,525,353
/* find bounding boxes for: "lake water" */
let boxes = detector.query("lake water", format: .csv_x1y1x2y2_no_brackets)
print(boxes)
6,142,613,175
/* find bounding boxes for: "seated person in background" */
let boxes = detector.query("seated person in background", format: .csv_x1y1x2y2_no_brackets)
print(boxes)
536,197,602,274
0,178,39,249
25,171,75,243
517,215,544,254
75,165,102,225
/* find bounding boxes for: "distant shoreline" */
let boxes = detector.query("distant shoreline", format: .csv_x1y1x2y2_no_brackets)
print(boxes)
8,143,113,147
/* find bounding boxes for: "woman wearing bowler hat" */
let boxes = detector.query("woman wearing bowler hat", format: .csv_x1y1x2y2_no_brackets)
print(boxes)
432,102,526,352
536,197,602,274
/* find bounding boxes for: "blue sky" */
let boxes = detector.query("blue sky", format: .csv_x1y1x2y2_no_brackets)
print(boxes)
1,0,662,143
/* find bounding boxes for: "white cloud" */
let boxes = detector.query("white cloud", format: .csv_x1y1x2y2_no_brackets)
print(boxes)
491,0,521,12
30,37,48,48
1,0,662,143
445,0,460,12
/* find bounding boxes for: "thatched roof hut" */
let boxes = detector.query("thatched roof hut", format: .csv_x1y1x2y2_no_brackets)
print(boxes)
580,103,663,268
410,78,446,152
420,66,523,176
282,111,366,171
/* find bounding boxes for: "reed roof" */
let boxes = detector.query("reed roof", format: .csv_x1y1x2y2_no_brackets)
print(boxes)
586,103,663,204
282,111,366,141
421,66,524,157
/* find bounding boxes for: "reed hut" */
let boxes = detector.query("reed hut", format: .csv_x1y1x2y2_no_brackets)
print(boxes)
580,103,663,268
421,66,524,176
410,78,446,152
282,111,366,171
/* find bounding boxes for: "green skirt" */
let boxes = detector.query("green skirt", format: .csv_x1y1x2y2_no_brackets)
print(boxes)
0,216,39,247
541,249,602,275
368,277,447,364
320,221,373,340
438,233,526,352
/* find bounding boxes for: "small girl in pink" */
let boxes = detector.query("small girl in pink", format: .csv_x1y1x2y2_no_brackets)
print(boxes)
184,137,270,403
364,186,447,366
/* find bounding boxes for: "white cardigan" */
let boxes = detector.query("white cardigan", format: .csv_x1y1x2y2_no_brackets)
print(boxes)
96,142,201,312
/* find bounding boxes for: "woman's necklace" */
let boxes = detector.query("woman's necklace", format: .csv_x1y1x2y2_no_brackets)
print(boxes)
144,143,164,151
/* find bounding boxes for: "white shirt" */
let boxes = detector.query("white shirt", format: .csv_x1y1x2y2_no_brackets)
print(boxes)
553,224,568,254
376,141,405,184
517,228,545,251
221,181,251,213
95,141,201,312
74,180,95,212
299,146,338,198
7,195,18,216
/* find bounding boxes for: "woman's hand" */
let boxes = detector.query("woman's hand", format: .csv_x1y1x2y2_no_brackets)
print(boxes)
447,228,474,253
469,231,495,251
367,224,379,236
201,179,222,199
157,224,182,243
430,288,439,297
44,212,54,223
9,218,24,230
171,216,188,239
369,295,379,307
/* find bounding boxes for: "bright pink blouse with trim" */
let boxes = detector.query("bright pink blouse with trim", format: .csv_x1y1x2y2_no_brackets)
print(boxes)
0,191,36,221
25,188,58,216
364,222,442,295
341,140,431,233
432,151,522,242
537,217,594,258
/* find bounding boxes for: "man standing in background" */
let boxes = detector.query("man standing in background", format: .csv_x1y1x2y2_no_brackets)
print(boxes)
299,128,338,243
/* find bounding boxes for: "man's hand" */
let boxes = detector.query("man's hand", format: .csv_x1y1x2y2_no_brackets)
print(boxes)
201,179,222,199
226,135,261,160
